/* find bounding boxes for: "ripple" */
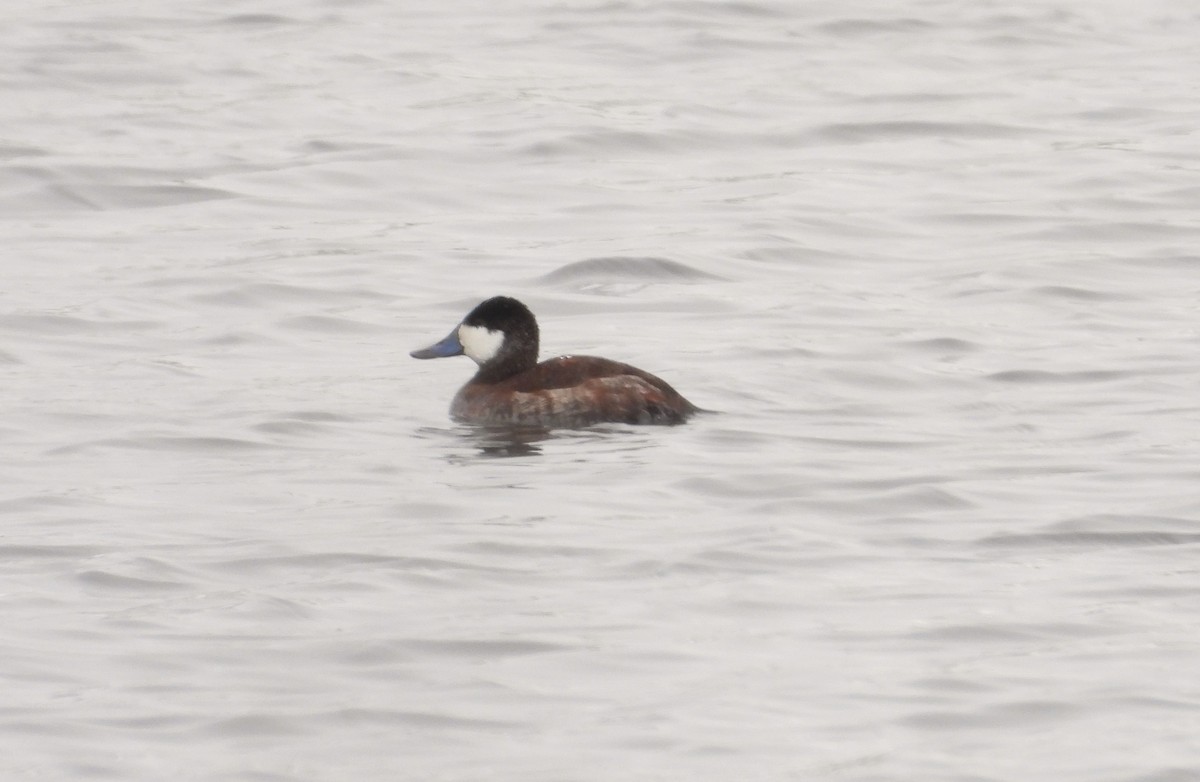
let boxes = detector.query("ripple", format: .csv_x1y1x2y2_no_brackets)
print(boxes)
816,17,937,36
276,315,384,333
0,494,92,513
540,256,723,284
49,436,274,455
902,700,1081,730
190,281,390,307
0,144,47,160
910,622,1110,643
868,486,975,513
805,120,1037,144
523,129,702,157
986,369,1130,384
77,570,189,592
202,713,303,738
253,419,336,436
396,638,571,659
215,13,297,26
894,337,980,354
1018,221,1198,241
0,544,102,559
0,314,161,335
1029,285,1135,302
980,530,1200,548
326,708,520,730
210,552,514,579
1,183,234,212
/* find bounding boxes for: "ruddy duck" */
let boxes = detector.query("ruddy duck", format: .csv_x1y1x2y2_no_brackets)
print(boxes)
411,296,698,427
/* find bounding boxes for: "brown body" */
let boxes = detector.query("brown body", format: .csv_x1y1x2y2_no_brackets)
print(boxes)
451,355,697,427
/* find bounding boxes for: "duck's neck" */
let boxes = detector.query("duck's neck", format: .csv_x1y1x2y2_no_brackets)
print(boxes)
473,350,538,384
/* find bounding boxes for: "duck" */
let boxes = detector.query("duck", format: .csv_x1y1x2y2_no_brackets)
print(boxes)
411,296,698,427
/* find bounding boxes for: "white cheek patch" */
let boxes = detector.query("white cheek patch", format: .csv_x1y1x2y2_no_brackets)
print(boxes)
458,324,505,365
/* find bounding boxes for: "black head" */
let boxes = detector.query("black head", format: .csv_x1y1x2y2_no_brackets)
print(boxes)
411,296,540,382
463,296,538,339
461,297,539,379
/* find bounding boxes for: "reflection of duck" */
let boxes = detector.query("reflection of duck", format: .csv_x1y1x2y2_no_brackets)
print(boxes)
470,425,551,458
411,296,698,427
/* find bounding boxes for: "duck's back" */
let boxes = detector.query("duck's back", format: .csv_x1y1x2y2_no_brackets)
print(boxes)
451,355,697,427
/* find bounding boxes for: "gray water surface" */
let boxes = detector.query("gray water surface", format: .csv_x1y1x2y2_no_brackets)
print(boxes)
3,1,1199,780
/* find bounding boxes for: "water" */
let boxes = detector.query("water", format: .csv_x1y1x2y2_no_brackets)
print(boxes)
3,1,1199,780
